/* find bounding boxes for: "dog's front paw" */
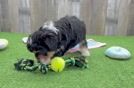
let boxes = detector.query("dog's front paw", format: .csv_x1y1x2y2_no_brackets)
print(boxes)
74,56,88,68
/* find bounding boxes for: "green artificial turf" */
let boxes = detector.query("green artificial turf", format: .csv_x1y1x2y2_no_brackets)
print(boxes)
0,32,134,88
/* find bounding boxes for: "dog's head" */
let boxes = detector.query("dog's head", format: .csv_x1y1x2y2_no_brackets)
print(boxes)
27,22,60,64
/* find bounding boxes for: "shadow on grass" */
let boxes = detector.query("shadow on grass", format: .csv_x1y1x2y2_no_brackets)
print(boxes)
0,47,9,51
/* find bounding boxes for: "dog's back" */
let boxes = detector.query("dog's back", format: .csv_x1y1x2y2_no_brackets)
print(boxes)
54,16,86,49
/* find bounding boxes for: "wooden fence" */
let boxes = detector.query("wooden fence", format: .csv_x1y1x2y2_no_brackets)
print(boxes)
0,0,134,35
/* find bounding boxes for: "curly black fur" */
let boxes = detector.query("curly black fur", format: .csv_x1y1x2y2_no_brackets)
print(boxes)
27,16,87,60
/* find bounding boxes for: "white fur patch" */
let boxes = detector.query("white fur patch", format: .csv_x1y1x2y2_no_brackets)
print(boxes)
27,37,32,45
43,21,59,34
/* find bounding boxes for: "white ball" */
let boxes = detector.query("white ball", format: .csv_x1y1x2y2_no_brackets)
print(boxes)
0,39,8,49
22,37,28,44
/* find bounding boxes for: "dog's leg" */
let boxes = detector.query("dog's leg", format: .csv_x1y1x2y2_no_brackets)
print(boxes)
55,45,66,56
79,40,90,57
74,40,90,68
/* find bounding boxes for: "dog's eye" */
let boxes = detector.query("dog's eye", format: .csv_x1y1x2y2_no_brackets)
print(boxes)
28,44,37,52
34,46,43,51
36,46,41,50
27,45,33,52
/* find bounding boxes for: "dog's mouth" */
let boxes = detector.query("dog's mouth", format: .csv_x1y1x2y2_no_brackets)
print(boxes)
37,54,51,64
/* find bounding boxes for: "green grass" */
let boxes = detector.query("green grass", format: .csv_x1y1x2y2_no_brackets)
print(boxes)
0,32,134,88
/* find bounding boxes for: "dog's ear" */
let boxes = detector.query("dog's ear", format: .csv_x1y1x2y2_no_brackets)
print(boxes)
44,34,58,51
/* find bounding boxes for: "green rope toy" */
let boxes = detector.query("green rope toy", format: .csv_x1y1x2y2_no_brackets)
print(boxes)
14,56,88,74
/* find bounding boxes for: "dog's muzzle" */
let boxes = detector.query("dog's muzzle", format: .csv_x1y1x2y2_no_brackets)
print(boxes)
35,51,51,64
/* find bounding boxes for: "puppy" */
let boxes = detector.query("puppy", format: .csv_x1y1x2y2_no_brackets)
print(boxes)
27,16,90,64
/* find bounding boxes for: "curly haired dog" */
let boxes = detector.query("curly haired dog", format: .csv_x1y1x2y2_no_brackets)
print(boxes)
27,16,90,64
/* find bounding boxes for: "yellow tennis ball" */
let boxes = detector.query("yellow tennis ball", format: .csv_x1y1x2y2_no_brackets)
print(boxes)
50,57,65,72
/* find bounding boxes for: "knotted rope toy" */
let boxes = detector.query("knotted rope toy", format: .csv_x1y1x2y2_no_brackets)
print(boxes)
14,56,88,74
14,58,49,74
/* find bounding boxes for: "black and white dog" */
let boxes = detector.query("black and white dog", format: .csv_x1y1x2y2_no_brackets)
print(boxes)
27,16,90,64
